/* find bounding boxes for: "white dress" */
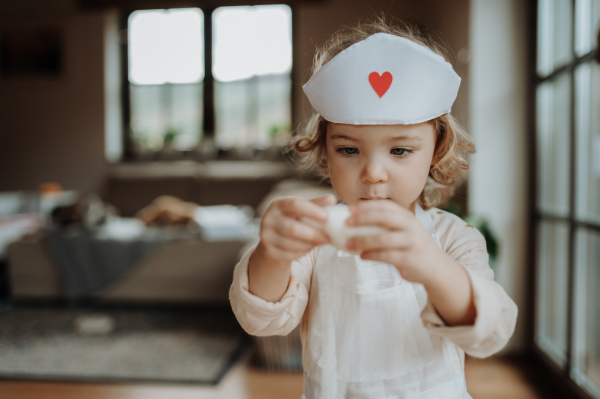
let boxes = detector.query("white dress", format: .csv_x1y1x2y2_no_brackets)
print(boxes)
229,207,518,399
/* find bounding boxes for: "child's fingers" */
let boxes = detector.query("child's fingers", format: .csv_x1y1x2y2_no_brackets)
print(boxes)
310,194,337,208
347,201,410,230
346,232,411,252
264,229,320,252
274,217,330,245
360,248,405,265
278,196,328,222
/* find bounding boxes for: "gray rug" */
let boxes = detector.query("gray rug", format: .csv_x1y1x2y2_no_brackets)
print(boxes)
0,307,248,384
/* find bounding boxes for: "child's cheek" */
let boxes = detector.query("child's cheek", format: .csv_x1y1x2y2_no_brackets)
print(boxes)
328,169,356,204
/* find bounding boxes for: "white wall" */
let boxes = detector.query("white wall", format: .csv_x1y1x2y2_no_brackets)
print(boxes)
469,0,529,353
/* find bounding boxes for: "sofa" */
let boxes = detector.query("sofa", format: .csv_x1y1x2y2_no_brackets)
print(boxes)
7,161,335,304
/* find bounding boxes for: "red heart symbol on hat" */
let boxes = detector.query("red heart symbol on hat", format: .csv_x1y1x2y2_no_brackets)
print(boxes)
369,72,393,98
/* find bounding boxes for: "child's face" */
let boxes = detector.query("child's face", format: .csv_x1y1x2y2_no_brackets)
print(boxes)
326,122,436,212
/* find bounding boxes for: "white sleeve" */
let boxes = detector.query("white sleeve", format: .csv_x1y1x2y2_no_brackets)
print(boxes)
229,245,315,337
420,223,518,358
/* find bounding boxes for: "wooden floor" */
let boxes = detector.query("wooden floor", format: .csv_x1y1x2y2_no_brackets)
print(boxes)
0,354,547,399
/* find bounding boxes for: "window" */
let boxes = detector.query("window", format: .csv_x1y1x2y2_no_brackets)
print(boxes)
124,5,292,159
534,0,600,398
213,5,292,150
128,8,204,152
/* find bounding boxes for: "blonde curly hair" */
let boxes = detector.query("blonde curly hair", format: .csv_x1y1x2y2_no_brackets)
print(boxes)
291,18,475,210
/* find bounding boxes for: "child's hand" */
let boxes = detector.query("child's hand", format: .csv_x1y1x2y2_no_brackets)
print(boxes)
258,194,336,265
345,200,443,285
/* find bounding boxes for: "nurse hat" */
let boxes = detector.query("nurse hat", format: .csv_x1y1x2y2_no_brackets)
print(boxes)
302,33,461,125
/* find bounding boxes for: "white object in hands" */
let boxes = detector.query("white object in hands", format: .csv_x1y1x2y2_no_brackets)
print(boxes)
304,204,388,252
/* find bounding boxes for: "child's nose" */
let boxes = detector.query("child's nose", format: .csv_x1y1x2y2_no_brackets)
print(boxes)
361,159,388,184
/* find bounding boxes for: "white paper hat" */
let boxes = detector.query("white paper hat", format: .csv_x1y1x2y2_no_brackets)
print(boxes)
303,33,461,125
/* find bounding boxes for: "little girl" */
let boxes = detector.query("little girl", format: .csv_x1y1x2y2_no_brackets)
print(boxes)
230,20,517,399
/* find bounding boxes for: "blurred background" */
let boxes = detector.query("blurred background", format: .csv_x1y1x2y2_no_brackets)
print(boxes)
0,0,598,398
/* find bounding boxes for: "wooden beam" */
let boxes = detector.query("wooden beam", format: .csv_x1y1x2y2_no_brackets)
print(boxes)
78,0,324,12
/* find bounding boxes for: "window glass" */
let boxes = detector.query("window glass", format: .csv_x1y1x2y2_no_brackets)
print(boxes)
257,74,292,148
538,0,573,76
535,219,569,368
129,8,204,84
214,79,251,149
575,63,600,224
128,8,204,152
536,73,571,216
129,84,163,151
213,5,291,82
572,228,600,398
213,5,292,149
167,83,203,150
130,84,203,152
575,0,600,57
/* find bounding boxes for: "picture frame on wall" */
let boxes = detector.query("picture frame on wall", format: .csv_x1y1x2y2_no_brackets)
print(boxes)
0,27,63,77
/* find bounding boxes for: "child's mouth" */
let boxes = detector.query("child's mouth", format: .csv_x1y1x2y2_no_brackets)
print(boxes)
360,197,390,200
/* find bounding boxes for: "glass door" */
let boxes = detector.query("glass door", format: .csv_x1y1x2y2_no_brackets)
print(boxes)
534,1,600,398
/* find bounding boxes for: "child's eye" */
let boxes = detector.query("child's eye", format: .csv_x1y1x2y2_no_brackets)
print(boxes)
338,147,359,156
391,148,411,157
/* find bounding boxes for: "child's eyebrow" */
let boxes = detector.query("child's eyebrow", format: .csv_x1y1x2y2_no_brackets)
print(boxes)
389,135,422,142
329,134,422,142
329,134,358,141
